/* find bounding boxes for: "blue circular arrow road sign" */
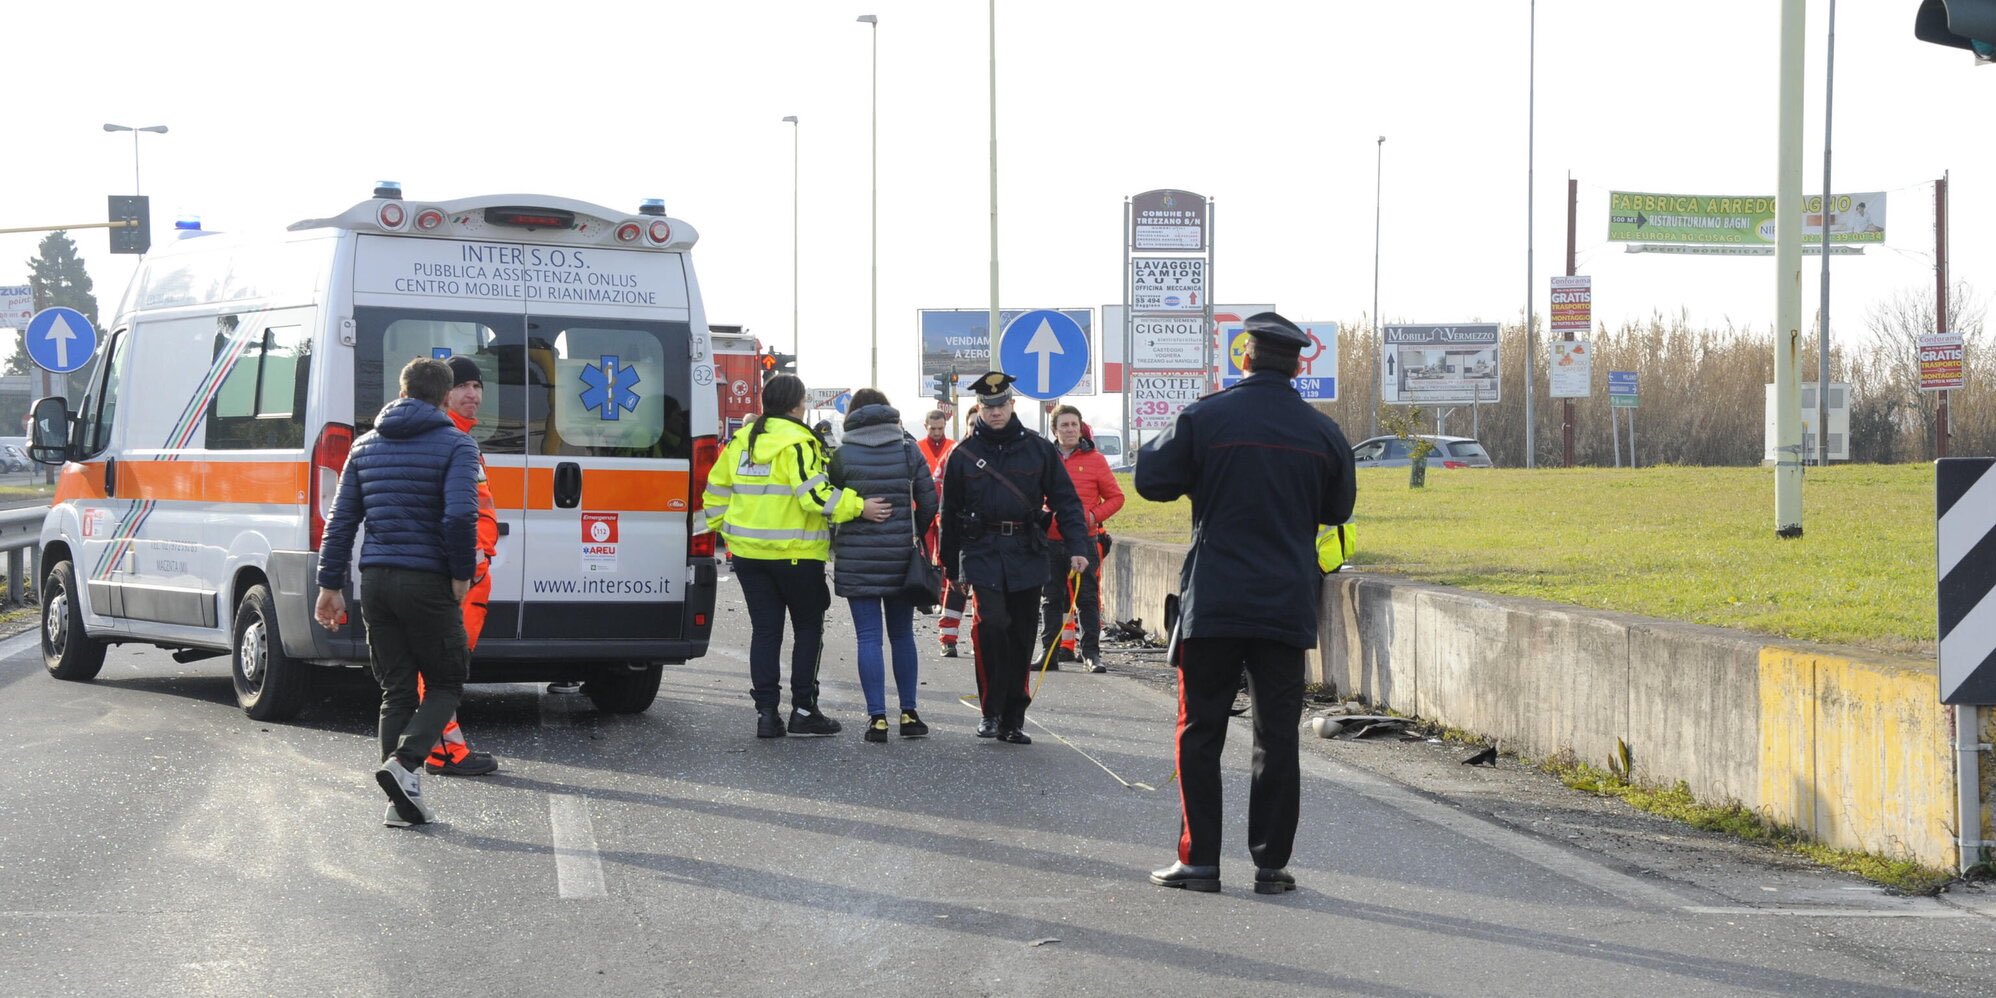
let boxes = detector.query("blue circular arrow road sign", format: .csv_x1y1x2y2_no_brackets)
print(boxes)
999,309,1090,400
24,307,99,374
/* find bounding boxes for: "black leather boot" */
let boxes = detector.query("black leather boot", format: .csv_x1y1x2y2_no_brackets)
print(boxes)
1150,862,1221,892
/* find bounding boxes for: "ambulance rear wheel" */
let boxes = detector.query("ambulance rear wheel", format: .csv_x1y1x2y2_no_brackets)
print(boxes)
584,663,662,714
42,560,108,682
232,584,310,721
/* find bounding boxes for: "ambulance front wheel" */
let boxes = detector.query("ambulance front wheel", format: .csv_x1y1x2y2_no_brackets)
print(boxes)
42,560,108,681
584,662,663,714
232,583,311,721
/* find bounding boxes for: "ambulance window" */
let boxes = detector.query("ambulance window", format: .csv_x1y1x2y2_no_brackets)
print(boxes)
353,311,520,453
76,331,130,457
528,320,690,459
208,321,310,450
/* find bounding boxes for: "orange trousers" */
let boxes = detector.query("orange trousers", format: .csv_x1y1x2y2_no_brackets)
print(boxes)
418,571,491,764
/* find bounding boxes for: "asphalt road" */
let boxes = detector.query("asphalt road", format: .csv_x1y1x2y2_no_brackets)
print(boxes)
2,573,1994,997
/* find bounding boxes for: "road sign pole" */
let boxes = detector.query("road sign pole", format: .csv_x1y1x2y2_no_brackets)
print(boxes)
1564,176,1577,468
1772,0,1805,538
1205,199,1217,394
1122,199,1132,452
1611,407,1621,468
1936,172,1950,460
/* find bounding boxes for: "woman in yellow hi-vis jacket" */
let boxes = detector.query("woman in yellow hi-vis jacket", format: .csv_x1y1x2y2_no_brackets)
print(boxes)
704,374,889,738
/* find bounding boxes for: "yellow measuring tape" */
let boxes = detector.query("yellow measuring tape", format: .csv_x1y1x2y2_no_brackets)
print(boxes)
1029,569,1083,699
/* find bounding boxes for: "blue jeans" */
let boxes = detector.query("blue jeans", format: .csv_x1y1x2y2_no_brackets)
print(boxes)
849,595,918,716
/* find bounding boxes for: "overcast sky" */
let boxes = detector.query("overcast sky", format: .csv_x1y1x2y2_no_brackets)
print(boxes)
3,0,1988,414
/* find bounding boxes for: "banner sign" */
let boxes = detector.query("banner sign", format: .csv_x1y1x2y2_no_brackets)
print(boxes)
919,308,1093,396
1380,324,1500,405
1550,275,1591,335
1218,321,1338,400
1130,189,1207,251
1548,341,1592,399
1,285,31,330
1920,333,1966,392
1607,191,1886,245
1130,257,1206,312
1129,372,1205,430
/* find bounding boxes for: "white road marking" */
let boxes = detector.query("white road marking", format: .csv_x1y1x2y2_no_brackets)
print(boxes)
548,794,607,899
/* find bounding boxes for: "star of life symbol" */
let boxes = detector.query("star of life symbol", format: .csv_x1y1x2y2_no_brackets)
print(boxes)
578,354,642,421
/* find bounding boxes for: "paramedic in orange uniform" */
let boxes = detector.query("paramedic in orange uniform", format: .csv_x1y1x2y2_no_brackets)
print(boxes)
420,355,502,776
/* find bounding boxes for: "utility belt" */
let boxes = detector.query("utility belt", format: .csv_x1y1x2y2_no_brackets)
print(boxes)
959,511,1046,541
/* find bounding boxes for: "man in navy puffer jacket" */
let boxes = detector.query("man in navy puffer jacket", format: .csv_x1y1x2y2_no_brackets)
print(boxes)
315,358,481,828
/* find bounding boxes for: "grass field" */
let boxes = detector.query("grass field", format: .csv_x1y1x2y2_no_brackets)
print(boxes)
1110,464,1938,656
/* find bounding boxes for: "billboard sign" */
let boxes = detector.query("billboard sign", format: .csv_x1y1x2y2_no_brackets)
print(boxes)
919,308,1093,396
1920,333,1966,392
1551,275,1591,335
1129,314,1207,369
1129,372,1205,430
1218,320,1338,400
1130,189,1207,251
1,286,31,330
1608,191,1887,245
1380,324,1500,405
1549,341,1592,399
1130,257,1206,312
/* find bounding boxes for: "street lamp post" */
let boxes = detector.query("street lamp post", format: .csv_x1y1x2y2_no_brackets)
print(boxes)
782,115,800,363
102,122,168,194
857,14,879,387
1372,135,1385,439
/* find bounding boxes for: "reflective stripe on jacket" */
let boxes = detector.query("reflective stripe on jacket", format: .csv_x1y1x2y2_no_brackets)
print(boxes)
703,414,863,560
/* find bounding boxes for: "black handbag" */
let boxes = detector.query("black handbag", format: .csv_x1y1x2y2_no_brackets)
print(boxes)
900,481,943,606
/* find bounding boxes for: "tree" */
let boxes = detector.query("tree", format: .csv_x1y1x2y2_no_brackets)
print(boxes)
6,232,101,429
1861,281,1987,460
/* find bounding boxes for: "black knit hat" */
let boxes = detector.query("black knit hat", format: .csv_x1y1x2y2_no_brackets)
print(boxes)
445,355,483,387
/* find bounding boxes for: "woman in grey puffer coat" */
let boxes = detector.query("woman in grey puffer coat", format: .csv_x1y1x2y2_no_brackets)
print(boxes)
829,389,940,742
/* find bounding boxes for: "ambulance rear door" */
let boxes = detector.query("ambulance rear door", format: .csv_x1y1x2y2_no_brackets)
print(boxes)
518,248,694,643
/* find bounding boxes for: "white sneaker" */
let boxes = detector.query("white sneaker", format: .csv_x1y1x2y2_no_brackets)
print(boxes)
384,803,413,828
375,758,435,826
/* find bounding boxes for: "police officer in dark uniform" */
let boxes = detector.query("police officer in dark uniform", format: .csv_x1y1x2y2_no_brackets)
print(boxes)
1134,312,1356,894
938,372,1091,744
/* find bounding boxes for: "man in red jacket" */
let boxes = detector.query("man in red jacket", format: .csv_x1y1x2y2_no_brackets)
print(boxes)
1039,405,1124,673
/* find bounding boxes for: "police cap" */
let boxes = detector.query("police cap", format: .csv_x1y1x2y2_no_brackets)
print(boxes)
968,370,1017,404
1242,311,1310,355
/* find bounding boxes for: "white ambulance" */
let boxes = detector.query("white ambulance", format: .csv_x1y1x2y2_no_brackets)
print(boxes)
29,186,726,720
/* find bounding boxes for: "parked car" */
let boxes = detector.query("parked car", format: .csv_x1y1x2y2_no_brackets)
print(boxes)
1351,435,1494,469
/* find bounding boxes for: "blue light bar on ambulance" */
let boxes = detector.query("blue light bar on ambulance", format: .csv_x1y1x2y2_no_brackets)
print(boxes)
485,207,576,230
174,215,201,230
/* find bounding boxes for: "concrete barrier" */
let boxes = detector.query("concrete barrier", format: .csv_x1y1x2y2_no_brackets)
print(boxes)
1111,538,1960,870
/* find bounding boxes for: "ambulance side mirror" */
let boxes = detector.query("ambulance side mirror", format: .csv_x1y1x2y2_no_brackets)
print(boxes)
28,396,74,466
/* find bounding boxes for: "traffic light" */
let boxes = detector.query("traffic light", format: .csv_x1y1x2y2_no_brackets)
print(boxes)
927,372,951,403
1916,0,1996,62
759,350,797,383
108,195,150,255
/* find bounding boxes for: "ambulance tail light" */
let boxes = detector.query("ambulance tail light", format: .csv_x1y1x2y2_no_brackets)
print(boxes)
689,434,721,559
311,422,355,550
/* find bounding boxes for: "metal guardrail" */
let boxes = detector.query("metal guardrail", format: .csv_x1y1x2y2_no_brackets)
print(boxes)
0,506,45,607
